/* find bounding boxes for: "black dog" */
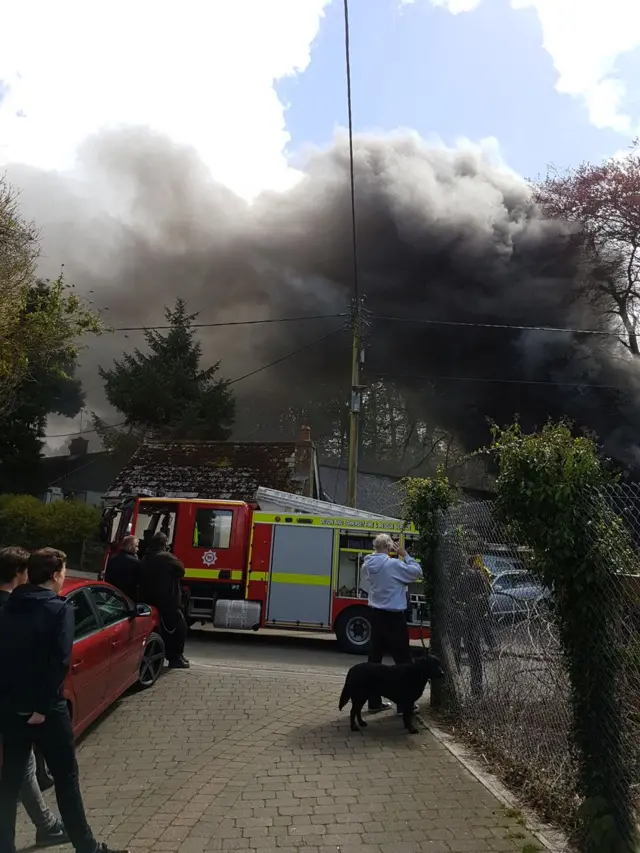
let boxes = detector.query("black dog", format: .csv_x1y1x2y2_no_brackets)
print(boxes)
338,654,445,734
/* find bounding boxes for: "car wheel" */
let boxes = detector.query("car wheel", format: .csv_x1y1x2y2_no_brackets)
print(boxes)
137,632,165,689
335,607,372,655
35,749,54,791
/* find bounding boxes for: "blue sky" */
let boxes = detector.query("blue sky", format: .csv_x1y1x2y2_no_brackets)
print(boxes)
278,0,629,179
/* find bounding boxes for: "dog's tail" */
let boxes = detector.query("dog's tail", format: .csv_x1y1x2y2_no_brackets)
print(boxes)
338,683,351,710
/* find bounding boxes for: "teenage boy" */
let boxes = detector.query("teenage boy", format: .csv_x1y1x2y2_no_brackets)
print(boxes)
0,546,68,848
0,547,129,853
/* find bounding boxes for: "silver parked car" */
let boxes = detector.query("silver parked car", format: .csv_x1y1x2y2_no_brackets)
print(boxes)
489,570,549,621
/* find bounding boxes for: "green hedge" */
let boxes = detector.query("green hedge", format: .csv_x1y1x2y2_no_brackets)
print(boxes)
0,494,101,559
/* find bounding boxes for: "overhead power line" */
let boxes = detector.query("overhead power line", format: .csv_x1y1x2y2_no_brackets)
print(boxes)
343,0,359,303
371,314,627,338
371,371,624,391
46,326,346,439
99,308,628,339
112,313,346,332
226,326,345,386
342,0,363,508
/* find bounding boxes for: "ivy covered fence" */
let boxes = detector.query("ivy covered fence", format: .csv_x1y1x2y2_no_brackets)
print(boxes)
403,423,640,853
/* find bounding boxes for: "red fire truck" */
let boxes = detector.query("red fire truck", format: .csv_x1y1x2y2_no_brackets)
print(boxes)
100,486,429,654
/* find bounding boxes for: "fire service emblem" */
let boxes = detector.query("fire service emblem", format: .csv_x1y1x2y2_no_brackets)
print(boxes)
202,550,218,567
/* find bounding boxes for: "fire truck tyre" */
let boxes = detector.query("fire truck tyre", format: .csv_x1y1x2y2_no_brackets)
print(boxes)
35,748,54,791
137,632,166,689
336,607,372,655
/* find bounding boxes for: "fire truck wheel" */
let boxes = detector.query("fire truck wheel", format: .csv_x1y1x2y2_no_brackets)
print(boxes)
335,607,372,655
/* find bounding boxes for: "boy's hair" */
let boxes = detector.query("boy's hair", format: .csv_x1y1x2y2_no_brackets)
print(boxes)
28,548,67,586
0,546,30,584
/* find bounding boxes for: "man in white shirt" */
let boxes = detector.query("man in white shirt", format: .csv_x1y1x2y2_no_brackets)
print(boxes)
363,533,423,712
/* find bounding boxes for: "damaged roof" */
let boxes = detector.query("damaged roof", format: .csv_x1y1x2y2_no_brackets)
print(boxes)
106,440,315,502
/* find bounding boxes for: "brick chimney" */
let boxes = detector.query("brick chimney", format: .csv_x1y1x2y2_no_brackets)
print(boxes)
69,436,89,457
299,425,311,444
294,425,314,497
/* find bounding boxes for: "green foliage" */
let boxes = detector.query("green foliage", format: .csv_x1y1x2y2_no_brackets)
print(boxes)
492,421,638,853
0,174,101,492
98,298,235,446
0,494,100,552
0,276,99,494
401,468,459,709
402,467,459,568
0,175,40,399
1,263,100,416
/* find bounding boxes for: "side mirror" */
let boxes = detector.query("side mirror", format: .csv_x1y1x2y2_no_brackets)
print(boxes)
134,602,152,618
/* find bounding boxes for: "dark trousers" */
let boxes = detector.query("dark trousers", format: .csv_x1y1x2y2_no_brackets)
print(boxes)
367,608,412,710
0,709,97,853
452,615,484,699
160,610,187,662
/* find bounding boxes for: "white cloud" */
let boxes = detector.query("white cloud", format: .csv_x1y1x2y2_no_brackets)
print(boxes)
413,0,640,136
0,0,330,200
400,0,481,10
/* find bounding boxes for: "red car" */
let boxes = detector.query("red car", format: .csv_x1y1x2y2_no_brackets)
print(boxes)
36,578,165,787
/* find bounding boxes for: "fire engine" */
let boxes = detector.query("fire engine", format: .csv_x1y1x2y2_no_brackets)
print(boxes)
100,486,429,654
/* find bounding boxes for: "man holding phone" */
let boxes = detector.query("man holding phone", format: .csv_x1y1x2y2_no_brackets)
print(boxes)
363,534,423,712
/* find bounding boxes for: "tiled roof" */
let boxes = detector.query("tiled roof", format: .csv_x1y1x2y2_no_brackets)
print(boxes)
107,440,315,502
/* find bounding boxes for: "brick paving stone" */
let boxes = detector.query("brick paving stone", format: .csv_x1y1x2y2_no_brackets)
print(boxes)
15,660,541,852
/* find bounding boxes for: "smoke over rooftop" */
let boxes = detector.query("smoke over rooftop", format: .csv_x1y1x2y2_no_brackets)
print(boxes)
7,128,640,466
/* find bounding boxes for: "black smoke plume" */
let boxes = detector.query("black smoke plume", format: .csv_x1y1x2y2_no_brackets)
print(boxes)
7,128,640,467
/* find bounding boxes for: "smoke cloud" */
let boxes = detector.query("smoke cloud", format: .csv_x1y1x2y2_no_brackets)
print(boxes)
7,128,640,466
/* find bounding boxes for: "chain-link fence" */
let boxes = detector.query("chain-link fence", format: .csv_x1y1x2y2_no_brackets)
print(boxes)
431,491,640,844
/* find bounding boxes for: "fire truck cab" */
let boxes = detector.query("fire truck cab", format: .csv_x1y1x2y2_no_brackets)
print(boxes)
100,487,429,654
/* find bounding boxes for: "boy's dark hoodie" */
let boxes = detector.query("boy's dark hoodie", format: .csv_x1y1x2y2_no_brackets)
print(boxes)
0,584,74,716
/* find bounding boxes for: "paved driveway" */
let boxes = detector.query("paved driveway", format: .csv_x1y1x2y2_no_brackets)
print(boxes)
16,644,540,853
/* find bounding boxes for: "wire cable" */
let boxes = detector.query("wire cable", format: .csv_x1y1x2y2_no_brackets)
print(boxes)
370,371,625,391
112,313,346,332
343,0,360,302
46,326,347,439
223,326,345,386
371,314,628,338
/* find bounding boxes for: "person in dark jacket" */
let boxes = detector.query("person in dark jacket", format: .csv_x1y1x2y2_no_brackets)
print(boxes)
0,547,129,853
104,536,140,600
451,557,492,699
0,547,68,849
138,533,189,669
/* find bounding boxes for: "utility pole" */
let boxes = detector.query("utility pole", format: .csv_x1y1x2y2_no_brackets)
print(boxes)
342,0,363,508
346,296,366,507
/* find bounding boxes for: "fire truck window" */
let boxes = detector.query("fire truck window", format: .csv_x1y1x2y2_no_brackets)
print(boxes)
337,536,372,600
193,509,233,549
339,533,377,551
109,511,122,545
134,505,177,546
337,550,358,597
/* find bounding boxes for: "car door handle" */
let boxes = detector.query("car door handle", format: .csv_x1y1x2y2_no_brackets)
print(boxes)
72,661,83,671
111,640,120,648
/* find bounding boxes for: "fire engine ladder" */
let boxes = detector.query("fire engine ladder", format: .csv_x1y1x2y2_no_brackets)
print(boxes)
255,486,401,521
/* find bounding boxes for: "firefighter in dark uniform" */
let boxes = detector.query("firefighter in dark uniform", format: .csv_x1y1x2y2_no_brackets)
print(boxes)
138,533,190,669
